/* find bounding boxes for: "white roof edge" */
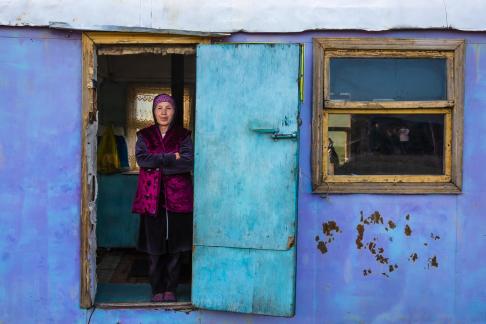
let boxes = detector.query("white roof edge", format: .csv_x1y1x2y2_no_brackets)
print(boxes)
1,0,485,33
48,22,230,37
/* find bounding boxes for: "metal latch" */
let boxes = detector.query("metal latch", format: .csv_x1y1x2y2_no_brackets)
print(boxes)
271,132,297,141
251,127,297,141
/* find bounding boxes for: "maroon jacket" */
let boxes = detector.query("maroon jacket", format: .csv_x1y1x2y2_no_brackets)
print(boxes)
131,124,193,215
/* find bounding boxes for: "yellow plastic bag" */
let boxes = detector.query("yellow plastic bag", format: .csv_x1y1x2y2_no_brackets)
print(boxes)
97,126,120,173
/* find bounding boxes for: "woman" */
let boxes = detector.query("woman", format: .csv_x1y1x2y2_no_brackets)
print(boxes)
131,94,194,303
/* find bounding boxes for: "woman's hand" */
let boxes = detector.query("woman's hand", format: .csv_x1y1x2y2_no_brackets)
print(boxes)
175,152,181,160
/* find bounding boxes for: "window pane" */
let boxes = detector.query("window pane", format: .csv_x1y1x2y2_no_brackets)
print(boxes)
135,93,159,123
329,58,447,101
328,114,445,175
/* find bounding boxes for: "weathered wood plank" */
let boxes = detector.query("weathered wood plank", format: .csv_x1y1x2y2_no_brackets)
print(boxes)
80,33,95,309
314,38,464,51
324,108,451,114
312,39,324,189
313,182,462,194
97,45,196,56
86,32,211,45
325,175,451,183
452,40,465,190
95,302,193,311
324,100,454,109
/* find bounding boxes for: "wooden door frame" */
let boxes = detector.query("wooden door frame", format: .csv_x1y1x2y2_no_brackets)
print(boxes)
80,32,212,308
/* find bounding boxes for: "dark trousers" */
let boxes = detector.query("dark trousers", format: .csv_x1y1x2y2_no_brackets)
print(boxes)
148,252,181,294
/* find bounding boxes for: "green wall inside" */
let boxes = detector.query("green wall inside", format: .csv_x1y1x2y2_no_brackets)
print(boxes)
96,174,139,247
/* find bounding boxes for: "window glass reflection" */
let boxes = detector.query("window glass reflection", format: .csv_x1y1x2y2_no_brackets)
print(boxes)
328,114,445,175
330,58,447,101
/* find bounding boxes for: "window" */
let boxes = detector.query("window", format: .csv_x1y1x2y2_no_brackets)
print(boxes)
312,38,464,193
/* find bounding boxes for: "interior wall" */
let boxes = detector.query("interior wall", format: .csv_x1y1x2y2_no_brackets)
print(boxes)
98,81,127,129
97,54,196,129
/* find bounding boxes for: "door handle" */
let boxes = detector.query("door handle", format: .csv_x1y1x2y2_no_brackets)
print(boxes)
250,127,279,134
251,127,297,141
271,132,297,141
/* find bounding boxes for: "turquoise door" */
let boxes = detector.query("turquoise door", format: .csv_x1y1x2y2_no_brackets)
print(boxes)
192,44,301,316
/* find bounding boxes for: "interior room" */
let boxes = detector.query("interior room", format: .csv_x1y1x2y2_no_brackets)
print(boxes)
94,47,195,304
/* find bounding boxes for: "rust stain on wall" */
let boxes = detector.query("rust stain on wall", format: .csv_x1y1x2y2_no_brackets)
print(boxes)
428,256,439,268
317,241,327,254
404,224,412,236
287,236,295,249
356,224,364,249
356,211,398,277
323,221,341,235
317,210,441,276
409,252,419,262
316,220,342,254
389,264,398,272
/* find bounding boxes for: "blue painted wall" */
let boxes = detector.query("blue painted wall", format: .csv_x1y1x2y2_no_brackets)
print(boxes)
0,27,85,324
0,27,485,323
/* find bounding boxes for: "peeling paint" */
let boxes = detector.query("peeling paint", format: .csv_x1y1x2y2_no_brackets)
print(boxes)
363,269,372,276
351,211,442,278
428,256,439,268
287,236,295,249
431,233,441,240
404,224,412,236
409,252,419,262
316,220,342,254
322,220,341,236
356,223,364,249
317,240,327,254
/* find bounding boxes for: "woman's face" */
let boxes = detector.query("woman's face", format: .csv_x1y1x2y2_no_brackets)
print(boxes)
154,101,175,127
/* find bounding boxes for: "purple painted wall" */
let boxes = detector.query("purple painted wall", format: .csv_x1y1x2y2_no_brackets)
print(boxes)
0,28,484,323
0,27,85,323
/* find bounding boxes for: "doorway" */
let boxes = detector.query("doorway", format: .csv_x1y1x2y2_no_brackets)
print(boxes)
81,34,301,316
95,52,195,305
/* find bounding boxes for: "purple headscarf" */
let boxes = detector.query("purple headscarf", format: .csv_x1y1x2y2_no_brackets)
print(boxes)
153,93,175,109
152,93,176,125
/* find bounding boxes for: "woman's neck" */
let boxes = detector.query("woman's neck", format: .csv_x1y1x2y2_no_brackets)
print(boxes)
158,124,169,134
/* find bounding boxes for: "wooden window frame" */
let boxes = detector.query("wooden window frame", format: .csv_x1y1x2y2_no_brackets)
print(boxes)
81,32,211,309
312,38,465,194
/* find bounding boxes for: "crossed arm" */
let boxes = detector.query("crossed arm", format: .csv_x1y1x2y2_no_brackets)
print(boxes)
135,135,194,174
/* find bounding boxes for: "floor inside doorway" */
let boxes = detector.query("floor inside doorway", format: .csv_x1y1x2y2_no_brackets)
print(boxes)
95,248,192,303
